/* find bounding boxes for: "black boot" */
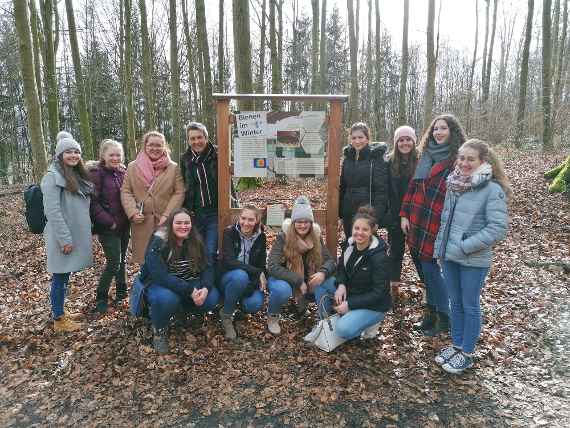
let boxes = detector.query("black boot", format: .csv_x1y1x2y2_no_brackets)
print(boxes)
414,304,436,333
152,327,169,354
94,291,109,314
114,284,128,303
424,311,451,337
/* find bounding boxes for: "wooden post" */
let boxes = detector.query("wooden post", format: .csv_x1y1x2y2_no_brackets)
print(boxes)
216,99,230,248
326,101,343,256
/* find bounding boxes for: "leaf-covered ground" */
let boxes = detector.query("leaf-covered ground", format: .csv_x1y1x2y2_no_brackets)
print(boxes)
0,149,569,427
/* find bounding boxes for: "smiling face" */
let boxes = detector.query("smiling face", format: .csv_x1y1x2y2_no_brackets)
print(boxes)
172,212,192,241
62,149,81,167
239,209,258,236
350,130,369,152
457,147,483,176
294,219,312,237
397,136,414,155
432,119,450,145
352,218,373,248
188,129,207,154
145,136,166,161
103,147,123,169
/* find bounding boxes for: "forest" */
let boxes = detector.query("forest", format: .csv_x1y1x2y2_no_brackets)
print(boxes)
1,0,570,426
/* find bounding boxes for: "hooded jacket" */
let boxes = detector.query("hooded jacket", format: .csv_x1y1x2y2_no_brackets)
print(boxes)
88,161,129,234
336,235,392,313
339,143,390,227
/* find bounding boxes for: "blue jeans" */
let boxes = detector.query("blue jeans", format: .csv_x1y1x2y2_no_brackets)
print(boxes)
442,261,489,353
146,280,220,329
195,212,218,289
219,269,264,315
51,272,71,319
421,260,449,315
266,277,293,315
312,278,385,339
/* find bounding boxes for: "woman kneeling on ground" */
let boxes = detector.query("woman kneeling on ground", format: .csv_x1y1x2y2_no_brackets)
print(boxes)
433,140,510,374
218,205,267,340
137,208,220,354
314,206,392,340
266,196,336,335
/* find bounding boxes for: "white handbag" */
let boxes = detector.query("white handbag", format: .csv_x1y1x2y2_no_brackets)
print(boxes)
304,295,347,352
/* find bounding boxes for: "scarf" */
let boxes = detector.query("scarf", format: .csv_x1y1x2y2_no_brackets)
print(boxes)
446,162,493,193
190,145,214,208
135,150,172,188
286,235,315,281
414,139,451,179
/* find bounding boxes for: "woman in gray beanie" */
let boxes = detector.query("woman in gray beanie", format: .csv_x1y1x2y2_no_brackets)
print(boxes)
41,132,93,333
266,196,336,335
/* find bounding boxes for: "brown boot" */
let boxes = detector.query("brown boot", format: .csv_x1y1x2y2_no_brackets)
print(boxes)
54,316,82,333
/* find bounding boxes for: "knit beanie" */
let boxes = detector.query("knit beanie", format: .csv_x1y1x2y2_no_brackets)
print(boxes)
55,137,82,158
56,130,73,142
393,125,417,144
291,196,314,223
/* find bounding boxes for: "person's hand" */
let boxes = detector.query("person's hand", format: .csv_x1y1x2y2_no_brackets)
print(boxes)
401,217,410,235
110,223,117,231
132,213,145,224
334,284,347,306
62,244,73,254
299,282,308,295
308,272,325,289
158,215,168,226
192,288,208,306
333,301,349,314
259,272,267,292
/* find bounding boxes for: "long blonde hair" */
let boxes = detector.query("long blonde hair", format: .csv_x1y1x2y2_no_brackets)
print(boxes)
283,221,322,276
460,139,513,201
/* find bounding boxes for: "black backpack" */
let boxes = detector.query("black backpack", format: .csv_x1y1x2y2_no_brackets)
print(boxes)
24,184,47,234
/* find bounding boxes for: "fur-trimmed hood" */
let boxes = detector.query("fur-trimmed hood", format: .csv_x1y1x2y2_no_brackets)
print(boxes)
343,142,388,160
281,218,322,238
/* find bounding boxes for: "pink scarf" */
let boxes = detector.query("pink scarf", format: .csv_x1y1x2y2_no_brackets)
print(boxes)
135,150,172,188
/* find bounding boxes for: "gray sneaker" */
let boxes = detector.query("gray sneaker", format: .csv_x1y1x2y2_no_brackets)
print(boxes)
219,309,237,340
435,345,461,365
267,314,281,335
152,327,169,354
442,352,474,374
360,321,382,339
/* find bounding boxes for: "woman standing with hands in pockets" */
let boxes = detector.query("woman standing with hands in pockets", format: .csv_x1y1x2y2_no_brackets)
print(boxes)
400,114,466,336
433,140,510,374
121,131,185,264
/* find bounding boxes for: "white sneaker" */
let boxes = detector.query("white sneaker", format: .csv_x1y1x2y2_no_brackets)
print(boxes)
303,323,321,342
360,321,382,339
267,314,281,335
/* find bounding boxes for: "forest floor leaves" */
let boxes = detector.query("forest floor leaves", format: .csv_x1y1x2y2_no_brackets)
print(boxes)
0,148,569,427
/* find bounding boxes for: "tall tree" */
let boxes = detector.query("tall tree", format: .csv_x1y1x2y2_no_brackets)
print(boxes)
270,0,283,109
233,0,254,110
552,0,568,128
181,0,199,117
466,0,479,133
169,0,182,161
318,0,327,93
482,0,499,106
219,0,226,93
139,0,155,129
515,0,534,147
364,0,373,121
195,0,214,132
39,0,59,144
481,0,490,92
13,0,48,180
373,0,386,135
346,0,359,124
311,0,319,96
542,0,553,150
64,0,94,159
28,0,43,107
256,0,266,109
124,0,136,159
423,0,436,129
397,0,410,126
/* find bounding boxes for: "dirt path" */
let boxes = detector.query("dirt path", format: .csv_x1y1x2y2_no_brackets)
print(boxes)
0,150,568,427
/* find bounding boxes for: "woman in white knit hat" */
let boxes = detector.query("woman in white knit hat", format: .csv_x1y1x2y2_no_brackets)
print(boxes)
41,131,94,333
266,196,336,335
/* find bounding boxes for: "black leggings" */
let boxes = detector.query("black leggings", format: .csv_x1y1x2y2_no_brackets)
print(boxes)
387,226,424,283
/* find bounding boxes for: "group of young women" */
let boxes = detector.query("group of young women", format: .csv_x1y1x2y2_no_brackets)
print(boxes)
41,113,510,374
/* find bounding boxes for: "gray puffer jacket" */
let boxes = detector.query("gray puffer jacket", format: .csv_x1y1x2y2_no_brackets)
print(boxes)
434,179,508,268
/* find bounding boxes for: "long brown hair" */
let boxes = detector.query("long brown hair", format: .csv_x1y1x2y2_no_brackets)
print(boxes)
418,114,466,162
57,154,91,193
283,220,322,275
389,139,419,178
164,208,207,270
460,139,513,201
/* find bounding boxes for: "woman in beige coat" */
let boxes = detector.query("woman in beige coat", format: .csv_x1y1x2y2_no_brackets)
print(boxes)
121,131,185,263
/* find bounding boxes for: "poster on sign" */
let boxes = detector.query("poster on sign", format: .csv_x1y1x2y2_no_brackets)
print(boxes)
234,112,268,177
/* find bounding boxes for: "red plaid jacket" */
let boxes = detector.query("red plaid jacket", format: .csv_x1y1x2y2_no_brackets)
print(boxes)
399,158,454,261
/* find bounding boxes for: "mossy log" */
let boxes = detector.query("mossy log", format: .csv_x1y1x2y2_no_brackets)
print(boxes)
546,155,570,193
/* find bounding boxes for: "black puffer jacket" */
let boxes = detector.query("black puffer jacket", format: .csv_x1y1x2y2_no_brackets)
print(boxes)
335,235,392,313
386,158,414,228
339,143,390,227
180,143,218,216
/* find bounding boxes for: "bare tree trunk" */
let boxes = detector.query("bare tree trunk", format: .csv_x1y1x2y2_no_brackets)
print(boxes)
195,0,214,132
169,0,182,161
139,0,155,129
364,0,373,122
552,0,568,130
124,0,136,159
218,0,225,93
423,0,436,129
515,0,534,147
482,0,498,106
181,0,199,118
311,0,319,98
347,0,359,125
466,0,479,133
374,0,385,135
319,0,327,93
13,0,48,181
481,0,490,93
65,0,94,159
255,0,266,109
552,0,561,72
28,1,43,106
398,0,409,126
40,0,59,145
543,0,553,150
270,0,282,109
233,0,254,111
